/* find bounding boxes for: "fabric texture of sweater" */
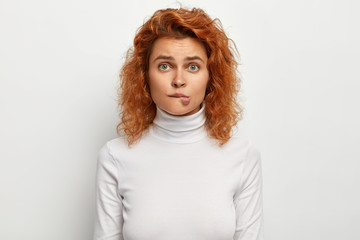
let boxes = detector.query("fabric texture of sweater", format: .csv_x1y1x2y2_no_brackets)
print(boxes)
93,103,264,240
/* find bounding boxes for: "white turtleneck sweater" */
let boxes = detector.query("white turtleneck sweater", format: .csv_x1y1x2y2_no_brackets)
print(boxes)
93,103,264,240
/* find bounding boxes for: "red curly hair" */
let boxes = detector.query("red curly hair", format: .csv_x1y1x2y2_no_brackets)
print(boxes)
117,7,242,146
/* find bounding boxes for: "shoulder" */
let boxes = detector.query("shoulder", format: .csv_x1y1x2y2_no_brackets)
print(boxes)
96,138,126,180
98,137,128,161
97,135,151,164
103,136,129,150
105,136,128,151
224,134,260,151
225,135,262,164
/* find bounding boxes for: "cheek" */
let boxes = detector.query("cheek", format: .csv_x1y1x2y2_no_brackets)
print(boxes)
149,79,164,93
195,74,210,94
148,70,159,91
148,74,167,99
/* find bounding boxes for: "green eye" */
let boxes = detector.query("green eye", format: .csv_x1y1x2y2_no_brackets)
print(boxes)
159,64,170,70
189,65,199,71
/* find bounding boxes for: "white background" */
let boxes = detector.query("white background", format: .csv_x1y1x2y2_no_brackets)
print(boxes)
1,0,359,239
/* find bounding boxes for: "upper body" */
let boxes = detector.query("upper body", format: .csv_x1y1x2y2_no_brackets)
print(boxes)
94,7,264,240
93,103,264,240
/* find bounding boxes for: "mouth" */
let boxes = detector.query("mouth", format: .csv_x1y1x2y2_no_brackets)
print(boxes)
168,93,190,104
168,93,189,98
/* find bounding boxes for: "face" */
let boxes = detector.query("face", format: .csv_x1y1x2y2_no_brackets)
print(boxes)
148,37,210,116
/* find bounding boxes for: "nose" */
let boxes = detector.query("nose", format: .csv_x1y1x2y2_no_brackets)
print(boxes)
171,69,186,88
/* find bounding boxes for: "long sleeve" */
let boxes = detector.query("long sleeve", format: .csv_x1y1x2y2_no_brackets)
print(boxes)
93,143,124,240
233,144,264,240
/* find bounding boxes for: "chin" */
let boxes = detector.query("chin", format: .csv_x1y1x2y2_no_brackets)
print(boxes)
170,111,193,116
164,105,199,116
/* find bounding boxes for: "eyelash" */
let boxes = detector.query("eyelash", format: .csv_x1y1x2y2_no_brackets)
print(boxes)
159,64,170,71
158,63,200,72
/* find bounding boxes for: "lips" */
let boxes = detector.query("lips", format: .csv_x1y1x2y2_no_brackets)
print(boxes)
169,93,189,98
168,93,190,105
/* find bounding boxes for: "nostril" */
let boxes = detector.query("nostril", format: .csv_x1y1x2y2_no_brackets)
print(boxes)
172,79,185,87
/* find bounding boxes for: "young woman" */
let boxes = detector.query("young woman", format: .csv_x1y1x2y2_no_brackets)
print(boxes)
94,7,264,240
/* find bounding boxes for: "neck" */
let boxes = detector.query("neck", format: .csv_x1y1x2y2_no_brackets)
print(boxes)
149,102,207,143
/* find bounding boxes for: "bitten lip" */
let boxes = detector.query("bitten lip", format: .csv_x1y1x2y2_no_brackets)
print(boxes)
168,93,189,98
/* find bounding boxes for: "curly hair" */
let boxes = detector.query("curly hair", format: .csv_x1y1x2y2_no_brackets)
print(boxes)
117,7,242,146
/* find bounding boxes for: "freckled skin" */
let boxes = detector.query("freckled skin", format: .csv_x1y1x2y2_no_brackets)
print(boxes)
148,37,210,116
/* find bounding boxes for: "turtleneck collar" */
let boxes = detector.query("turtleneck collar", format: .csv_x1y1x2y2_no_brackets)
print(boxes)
149,102,208,143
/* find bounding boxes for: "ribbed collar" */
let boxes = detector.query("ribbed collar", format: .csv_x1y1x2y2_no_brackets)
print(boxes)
149,102,207,143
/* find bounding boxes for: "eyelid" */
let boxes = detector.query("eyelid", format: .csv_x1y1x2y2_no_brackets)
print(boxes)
188,63,200,71
157,63,172,72
158,63,172,70
188,62,200,67
158,62,200,71
188,62,199,65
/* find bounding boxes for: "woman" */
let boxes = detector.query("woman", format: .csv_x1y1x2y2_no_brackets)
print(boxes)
94,7,264,240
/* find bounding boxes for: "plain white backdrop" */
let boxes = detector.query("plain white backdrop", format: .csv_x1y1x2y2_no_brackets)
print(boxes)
1,0,359,239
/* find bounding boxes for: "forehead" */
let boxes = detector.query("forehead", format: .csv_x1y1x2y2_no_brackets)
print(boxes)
150,37,208,60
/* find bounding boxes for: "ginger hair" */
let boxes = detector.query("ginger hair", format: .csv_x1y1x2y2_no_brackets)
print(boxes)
117,7,242,146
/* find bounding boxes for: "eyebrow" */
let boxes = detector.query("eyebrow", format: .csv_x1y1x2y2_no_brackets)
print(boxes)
153,55,205,63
